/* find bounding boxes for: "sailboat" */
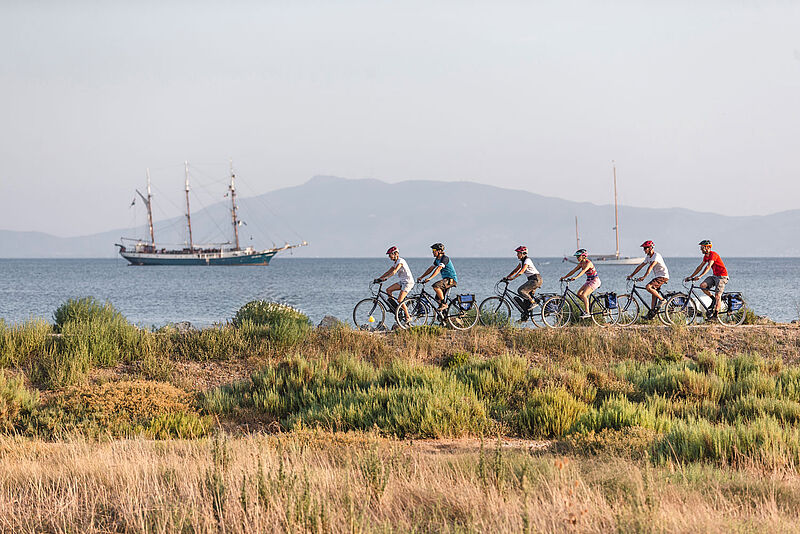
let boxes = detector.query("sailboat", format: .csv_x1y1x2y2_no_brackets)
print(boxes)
115,162,307,265
564,162,644,266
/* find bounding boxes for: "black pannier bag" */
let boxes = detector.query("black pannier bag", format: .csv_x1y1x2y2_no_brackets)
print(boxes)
457,294,475,311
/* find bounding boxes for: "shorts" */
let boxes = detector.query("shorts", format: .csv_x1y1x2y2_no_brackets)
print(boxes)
518,274,542,299
702,275,728,294
581,277,601,291
647,277,669,290
432,278,457,293
400,280,414,294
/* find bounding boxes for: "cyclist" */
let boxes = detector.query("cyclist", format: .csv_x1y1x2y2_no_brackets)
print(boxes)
502,246,542,320
627,240,669,319
374,246,414,310
560,249,599,318
417,243,457,311
684,239,728,319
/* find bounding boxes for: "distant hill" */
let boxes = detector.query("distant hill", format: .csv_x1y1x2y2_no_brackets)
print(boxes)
1,176,798,257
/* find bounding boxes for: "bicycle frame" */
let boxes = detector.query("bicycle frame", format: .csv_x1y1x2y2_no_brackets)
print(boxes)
494,280,544,313
680,281,717,314
408,281,455,323
624,281,664,314
559,281,606,317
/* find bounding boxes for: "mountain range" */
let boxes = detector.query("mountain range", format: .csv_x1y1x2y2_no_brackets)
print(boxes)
1,176,798,258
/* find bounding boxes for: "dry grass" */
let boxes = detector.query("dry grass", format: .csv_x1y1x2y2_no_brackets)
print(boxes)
1,432,799,533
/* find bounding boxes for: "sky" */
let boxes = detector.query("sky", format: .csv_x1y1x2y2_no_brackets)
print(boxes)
1,0,799,237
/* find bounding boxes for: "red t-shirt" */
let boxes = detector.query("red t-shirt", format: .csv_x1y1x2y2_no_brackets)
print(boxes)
703,251,728,277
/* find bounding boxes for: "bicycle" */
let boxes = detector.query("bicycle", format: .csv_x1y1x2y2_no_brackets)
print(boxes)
352,281,406,331
541,280,620,328
616,280,674,326
478,279,549,328
395,281,479,330
663,280,747,327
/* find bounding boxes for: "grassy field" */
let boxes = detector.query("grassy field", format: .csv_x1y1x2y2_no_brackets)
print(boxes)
1,297,800,532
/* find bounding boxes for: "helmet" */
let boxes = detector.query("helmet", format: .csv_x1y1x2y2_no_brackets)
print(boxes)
574,249,587,257
515,246,527,254
698,239,712,247
431,243,445,251
386,246,398,255
640,240,654,248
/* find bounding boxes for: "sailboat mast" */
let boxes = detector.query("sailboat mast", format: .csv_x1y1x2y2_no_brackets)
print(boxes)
613,161,620,259
229,159,240,250
575,216,580,250
145,169,155,246
184,161,194,252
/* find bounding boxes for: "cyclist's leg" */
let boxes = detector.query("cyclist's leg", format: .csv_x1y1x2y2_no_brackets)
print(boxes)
699,276,714,299
713,276,728,312
518,274,542,306
646,277,668,310
576,285,591,315
396,281,413,316
432,279,445,308
385,282,401,300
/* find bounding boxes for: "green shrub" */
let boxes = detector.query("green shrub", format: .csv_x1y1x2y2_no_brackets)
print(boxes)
53,297,126,332
0,319,52,368
202,354,490,438
517,387,588,438
559,427,659,459
0,372,39,433
233,300,308,328
573,395,667,433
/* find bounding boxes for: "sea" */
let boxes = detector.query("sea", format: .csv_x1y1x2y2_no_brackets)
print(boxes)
0,258,798,327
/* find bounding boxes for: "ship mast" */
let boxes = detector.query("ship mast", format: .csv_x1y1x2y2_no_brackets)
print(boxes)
135,169,155,247
575,216,580,250
184,161,194,252
229,159,240,250
612,161,620,260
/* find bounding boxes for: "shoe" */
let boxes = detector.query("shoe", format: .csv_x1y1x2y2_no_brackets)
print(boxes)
705,310,717,320
520,311,529,321
579,313,591,319
437,303,447,312
643,310,655,320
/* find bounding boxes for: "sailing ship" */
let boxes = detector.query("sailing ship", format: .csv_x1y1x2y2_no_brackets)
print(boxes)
564,162,644,266
116,162,307,265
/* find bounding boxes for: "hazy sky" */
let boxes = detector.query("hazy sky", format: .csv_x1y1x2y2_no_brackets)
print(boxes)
2,1,799,237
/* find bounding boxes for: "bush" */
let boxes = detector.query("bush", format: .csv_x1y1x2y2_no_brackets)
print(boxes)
0,372,39,433
33,380,211,439
233,300,308,328
517,387,588,438
53,297,126,332
0,319,52,368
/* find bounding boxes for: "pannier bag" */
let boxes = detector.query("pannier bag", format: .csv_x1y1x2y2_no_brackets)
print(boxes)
457,294,475,311
604,292,618,310
726,293,744,311
544,299,561,314
672,296,687,307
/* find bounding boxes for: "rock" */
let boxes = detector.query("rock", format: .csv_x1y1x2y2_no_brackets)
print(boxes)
173,321,195,333
317,315,346,330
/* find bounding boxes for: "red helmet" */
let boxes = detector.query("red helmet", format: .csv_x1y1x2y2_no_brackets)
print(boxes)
515,246,527,254
640,240,654,248
386,246,398,255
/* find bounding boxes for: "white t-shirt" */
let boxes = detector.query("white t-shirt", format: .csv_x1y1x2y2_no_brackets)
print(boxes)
646,252,669,279
394,257,413,284
520,257,539,276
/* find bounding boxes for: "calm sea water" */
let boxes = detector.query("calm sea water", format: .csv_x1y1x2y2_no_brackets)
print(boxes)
0,258,797,327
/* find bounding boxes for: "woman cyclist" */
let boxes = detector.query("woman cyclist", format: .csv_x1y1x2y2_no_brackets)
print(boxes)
502,246,542,320
560,249,600,318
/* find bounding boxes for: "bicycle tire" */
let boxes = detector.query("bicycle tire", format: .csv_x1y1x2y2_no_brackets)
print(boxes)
446,298,479,330
395,296,430,329
664,293,696,326
542,296,570,328
478,296,513,327
353,298,386,331
590,298,618,326
717,294,747,327
616,294,639,327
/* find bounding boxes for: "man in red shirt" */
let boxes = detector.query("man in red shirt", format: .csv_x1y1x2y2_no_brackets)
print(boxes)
684,239,728,319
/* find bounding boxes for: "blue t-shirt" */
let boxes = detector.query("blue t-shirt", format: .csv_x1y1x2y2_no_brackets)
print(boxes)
434,255,457,282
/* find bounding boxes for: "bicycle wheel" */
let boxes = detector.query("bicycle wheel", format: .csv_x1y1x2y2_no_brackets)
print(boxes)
664,293,696,326
590,298,618,326
395,296,430,329
656,300,672,326
542,296,570,328
717,295,746,327
616,294,639,327
446,298,479,330
353,298,386,331
519,300,543,329
478,296,512,327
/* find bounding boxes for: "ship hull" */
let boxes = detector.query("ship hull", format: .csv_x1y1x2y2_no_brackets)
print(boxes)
563,256,645,265
119,249,279,266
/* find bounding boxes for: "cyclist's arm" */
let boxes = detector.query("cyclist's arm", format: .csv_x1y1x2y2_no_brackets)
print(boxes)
628,262,645,279
641,262,656,278
506,265,523,280
685,261,707,281
560,265,580,280
378,264,400,281
417,265,434,282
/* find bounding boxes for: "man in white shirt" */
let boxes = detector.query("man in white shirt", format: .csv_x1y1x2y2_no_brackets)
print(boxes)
503,246,542,320
627,240,670,319
375,246,414,309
